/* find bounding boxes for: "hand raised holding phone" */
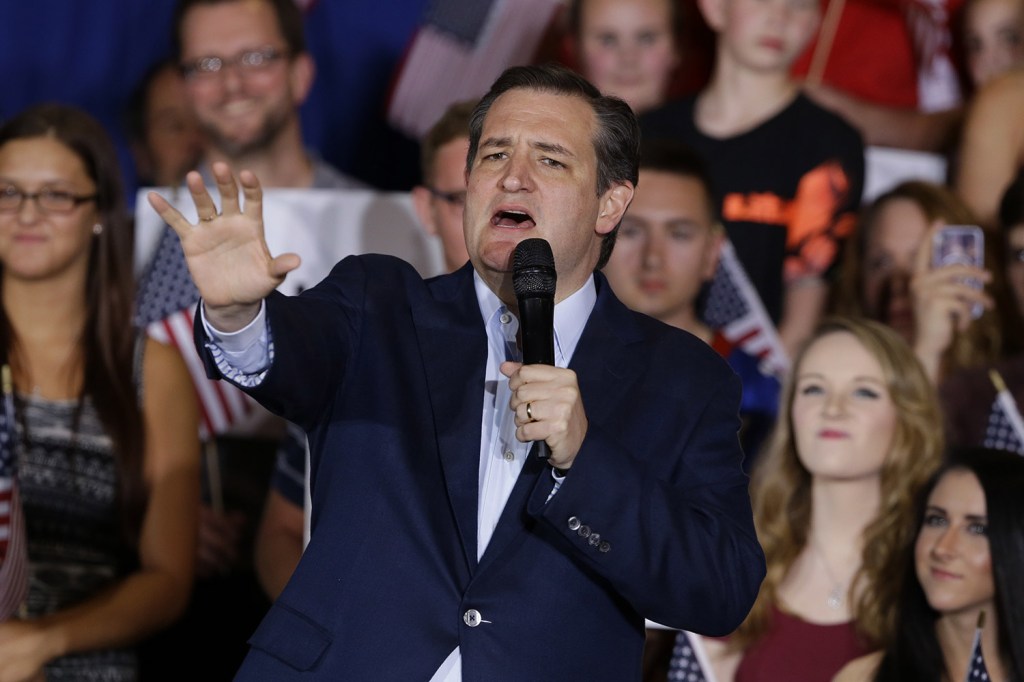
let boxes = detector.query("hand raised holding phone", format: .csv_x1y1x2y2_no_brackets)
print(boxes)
911,222,993,380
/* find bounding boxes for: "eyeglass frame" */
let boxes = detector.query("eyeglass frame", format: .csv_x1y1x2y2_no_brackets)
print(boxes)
426,186,466,208
180,45,289,79
0,185,98,214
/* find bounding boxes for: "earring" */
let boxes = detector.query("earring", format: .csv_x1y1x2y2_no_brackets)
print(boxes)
92,224,103,235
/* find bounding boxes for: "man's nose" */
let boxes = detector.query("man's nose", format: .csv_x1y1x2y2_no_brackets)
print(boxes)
500,155,531,192
219,63,245,94
642,232,662,269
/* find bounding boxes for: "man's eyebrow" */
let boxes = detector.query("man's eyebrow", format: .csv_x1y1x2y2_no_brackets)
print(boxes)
532,141,575,158
480,136,511,148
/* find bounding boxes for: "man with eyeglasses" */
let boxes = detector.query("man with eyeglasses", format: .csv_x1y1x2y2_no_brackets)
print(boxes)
137,2,362,679
173,0,361,190
412,99,478,274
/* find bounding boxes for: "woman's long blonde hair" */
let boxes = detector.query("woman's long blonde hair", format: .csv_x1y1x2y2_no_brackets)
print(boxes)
731,317,943,650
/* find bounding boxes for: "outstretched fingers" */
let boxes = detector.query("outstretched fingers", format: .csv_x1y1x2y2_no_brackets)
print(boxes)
212,162,241,215
239,169,263,222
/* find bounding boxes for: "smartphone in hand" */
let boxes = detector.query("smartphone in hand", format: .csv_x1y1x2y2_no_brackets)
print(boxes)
932,224,984,319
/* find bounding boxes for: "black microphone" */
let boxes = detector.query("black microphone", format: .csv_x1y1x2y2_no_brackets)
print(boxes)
512,238,556,460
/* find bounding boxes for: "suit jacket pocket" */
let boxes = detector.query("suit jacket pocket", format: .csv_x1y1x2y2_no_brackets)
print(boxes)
248,601,332,671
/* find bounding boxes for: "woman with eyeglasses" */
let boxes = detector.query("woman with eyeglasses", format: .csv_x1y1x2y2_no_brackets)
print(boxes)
0,103,199,681
834,446,1024,682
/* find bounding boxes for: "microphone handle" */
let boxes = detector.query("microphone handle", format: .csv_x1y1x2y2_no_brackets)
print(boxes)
517,296,554,460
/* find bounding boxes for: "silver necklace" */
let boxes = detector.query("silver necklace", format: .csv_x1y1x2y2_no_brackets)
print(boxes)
810,541,848,610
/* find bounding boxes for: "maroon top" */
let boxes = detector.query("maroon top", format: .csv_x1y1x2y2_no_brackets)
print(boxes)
735,605,872,682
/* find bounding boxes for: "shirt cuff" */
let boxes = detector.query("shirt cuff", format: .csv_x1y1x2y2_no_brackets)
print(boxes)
200,300,274,385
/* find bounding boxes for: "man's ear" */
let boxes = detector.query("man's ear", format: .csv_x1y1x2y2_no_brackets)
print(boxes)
596,182,635,235
289,52,316,106
696,0,726,31
411,186,438,237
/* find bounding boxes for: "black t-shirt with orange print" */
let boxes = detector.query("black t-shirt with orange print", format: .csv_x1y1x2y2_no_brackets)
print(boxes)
640,94,865,322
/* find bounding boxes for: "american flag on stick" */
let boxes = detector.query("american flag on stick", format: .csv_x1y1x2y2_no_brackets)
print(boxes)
982,370,1024,456
668,631,715,682
702,240,790,379
962,611,990,682
0,365,28,621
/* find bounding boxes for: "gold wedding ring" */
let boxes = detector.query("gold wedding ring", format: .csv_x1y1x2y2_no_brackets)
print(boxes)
200,213,217,222
526,402,534,421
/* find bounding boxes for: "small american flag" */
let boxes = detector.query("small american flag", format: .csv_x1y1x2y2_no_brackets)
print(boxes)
702,240,789,379
387,0,561,139
0,365,29,621
136,226,255,440
963,611,990,682
982,371,1024,456
668,631,712,682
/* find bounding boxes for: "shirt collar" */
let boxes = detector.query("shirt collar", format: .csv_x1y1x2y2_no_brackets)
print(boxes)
472,270,596,367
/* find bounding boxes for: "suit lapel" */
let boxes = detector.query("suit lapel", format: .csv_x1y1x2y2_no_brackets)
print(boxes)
569,273,647,429
413,265,487,572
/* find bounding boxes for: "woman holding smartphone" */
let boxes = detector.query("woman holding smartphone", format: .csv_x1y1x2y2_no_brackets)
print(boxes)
830,181,1002,383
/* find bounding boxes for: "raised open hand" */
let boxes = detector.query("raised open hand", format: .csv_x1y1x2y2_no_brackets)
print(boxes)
147,162,300,330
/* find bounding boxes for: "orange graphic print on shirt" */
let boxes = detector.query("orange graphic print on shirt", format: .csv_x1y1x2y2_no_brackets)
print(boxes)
721,160,855,284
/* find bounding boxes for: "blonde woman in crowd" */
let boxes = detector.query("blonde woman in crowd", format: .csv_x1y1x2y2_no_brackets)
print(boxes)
691,317,943,681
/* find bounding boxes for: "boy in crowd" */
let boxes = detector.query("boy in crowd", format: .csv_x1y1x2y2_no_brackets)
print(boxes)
641,0,864,358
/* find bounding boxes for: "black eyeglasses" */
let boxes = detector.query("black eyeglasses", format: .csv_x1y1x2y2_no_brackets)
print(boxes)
427,187,466,207
181,46,287,79
0,185,97,214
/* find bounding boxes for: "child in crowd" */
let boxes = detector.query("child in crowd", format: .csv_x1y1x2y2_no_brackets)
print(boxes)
641,0,864,359
567,0,681,114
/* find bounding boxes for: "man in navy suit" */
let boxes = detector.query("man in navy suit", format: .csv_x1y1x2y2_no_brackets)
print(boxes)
149,64,765,681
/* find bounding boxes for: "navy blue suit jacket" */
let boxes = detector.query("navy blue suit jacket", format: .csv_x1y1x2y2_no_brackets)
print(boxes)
197,255,765,681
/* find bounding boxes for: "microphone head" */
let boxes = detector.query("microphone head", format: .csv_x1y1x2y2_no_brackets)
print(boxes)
513,238,556,299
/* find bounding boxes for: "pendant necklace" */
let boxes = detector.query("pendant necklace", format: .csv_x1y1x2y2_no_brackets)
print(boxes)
811,541,849,610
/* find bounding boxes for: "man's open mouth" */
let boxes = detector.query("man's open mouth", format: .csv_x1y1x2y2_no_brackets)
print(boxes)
492,210,536,229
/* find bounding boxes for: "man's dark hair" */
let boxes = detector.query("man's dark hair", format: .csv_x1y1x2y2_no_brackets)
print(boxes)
172,0,307,59
420,98,478,185
467,63,640,269
638,138,719,224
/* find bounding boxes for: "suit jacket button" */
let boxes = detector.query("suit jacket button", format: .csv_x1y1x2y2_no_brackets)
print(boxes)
599,541,611,553
578,525,591,538
568,516,581,531
464,609,482,627
588,533,601,547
